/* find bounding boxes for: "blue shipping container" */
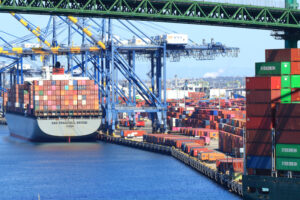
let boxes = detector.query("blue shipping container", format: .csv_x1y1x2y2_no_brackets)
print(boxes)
246,156,271,170
210,110,218,116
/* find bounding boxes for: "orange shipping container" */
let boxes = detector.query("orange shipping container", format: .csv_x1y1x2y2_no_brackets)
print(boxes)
198,150,214,161
208,153,226,162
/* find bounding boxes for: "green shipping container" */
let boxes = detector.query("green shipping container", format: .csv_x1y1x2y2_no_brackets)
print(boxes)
281,75,291,88
276,157,300,171
281,88,291,103
276,144,300,158
255,62,291,76
291,75,300,88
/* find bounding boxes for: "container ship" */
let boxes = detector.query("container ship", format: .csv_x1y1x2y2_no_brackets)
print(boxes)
243,48,300,200
3,64,101,142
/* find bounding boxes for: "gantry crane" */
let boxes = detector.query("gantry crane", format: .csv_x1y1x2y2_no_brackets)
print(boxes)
0,15,240,133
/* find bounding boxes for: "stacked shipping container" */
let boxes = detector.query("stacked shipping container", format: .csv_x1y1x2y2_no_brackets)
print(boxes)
216,158,244,174
143,133,227,162
6,79,100,117
167,98,246,158
246,48,300,175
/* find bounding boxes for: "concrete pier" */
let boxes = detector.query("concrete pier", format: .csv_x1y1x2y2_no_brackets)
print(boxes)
97,133,243,197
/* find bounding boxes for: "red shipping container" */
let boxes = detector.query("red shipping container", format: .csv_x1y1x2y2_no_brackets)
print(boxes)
246,142,272,156
246,117,273,130
121,130,146,138
291,62,300,75
53,68,64,75
185,143,204,154
276,131,300,144
136,121,145,127
266,48,300,62
246,90,281,103
246,77,281,90
246,130,272,143
276,103,300,117
217,158,244,173
291,88,300,102
192,147,208,157
277,118,300,131
246,104,274,117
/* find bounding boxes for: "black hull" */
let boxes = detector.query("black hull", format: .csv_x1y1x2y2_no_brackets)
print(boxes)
243,175,300,200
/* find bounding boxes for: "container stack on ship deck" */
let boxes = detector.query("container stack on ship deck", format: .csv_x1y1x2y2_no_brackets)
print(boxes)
6,79,100,117
243,48,300,200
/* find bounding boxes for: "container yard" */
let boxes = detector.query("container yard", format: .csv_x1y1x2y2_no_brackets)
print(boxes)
1,0,300,200
95,94,247,197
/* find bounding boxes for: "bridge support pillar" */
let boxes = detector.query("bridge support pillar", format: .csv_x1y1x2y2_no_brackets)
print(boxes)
285,39,298,48
285,0,299,48
285,0,298,9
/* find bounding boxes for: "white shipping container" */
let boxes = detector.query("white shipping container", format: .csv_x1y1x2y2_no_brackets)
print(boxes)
166,90,189,100
78,95,82,100
15,103,20,108
82,100,86,105
35,96,39,101
163,34,188,45
209,89,226,98
172,118,176,126
186,107,195,111
43,96,48,101
73,100,77,105
38,80,43,86
179,103,185,107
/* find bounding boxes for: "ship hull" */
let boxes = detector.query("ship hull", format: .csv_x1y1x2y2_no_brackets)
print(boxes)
243,175,300,200
5,113,101,142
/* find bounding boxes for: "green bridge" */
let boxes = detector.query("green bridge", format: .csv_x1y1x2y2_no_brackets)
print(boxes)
0,0,300,46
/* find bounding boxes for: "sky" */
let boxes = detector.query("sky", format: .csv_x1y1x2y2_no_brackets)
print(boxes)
0,12,286,79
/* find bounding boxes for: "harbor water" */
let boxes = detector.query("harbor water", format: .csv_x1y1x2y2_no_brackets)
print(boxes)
0,126,240,200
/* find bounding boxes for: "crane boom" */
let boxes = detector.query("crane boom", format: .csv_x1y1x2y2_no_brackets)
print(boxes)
10,12,51,48
68,16,106,50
